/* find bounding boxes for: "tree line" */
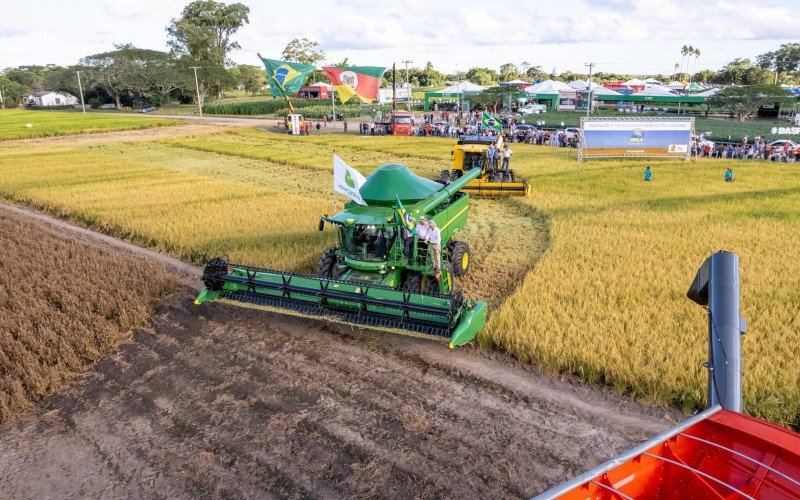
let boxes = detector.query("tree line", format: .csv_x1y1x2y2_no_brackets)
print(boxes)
1,0,799,109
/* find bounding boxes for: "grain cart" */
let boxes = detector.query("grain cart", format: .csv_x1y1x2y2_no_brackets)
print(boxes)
440,135,531,196
195,163,487,348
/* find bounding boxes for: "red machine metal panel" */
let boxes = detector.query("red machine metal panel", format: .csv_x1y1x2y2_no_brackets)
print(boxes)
547,409,800,499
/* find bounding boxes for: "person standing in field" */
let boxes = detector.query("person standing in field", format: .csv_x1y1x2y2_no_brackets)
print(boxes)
503,146,513,169
322,114,327,127
416,216,430,264
427,219,442,278
644,166,652,181
343,119,348,133
725,168,734,182
315,122,321,134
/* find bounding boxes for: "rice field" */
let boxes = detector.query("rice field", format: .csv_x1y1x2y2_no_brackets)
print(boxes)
0,126,797,428
0,109,181,140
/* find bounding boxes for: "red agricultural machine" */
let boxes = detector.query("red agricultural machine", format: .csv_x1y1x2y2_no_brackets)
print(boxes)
536,252,800,500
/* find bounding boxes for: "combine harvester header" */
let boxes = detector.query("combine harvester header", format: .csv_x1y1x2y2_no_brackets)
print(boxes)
536,252,800,499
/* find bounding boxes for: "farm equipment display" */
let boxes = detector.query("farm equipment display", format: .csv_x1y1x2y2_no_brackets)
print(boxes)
195,163,487,348
283,113,309,135
439,135,531,196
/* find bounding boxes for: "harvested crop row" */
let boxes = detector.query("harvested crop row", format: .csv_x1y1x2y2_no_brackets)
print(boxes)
0,211,178,423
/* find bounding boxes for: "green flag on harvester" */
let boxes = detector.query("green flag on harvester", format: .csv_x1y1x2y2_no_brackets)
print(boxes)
482,112,502,131
259,56,315,96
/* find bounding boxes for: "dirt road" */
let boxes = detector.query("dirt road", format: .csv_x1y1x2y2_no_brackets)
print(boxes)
0,204,680,498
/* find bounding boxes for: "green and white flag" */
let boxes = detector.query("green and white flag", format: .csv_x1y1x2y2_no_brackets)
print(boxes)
482,112,502,131
333,154,367,205
259,56,315,96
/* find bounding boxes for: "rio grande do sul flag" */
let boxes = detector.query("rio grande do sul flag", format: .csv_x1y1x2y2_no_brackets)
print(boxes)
333,154,367,205
323,66,386,103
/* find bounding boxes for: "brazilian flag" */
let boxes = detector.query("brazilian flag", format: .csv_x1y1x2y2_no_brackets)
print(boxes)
395,195,415,232
260,57,315,96
482,112,502,131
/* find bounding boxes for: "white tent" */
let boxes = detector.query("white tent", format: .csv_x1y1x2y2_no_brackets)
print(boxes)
633,85,676,97
666,80,684,89
437,81,486,93
694,88,719,97
643,77,662,84
501,78,529,85
308,81,333,89
525,79,572,94
623,78,647,86
568,79,587,89
593,87,624,97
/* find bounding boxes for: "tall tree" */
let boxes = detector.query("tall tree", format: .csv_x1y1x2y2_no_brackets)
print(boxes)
167,0,250,66
706,84,792,121
499,63,520,82
229,64,265,95
465,67,499,86
757,43,800,73
281,38,325,66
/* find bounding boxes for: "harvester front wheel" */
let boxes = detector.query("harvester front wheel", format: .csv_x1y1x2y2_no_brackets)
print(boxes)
439,170,452,184
449,241,471,276
315,248,341,278
402,272,422,292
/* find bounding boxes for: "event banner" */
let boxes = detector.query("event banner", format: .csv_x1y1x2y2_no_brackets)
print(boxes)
579,118,694,160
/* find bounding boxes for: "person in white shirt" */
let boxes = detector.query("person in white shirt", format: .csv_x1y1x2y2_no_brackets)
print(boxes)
503,146,513,169
427,219,442,274
415,216,429,263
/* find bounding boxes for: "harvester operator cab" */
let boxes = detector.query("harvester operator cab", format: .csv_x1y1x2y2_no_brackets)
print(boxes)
339,223,395,263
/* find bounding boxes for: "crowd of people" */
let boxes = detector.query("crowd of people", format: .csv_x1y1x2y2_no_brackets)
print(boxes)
692,136,799,162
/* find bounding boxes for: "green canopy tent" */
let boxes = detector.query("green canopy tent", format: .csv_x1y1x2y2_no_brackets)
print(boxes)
424,81,485,111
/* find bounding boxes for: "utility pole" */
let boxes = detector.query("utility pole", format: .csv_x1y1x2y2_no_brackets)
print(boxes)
190,66,203,117
0,85,5,109
585,62,595,117
402,59,413,111
76,70,86,114
331,86,336,125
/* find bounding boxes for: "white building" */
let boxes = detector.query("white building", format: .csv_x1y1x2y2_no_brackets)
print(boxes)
23,91,78,108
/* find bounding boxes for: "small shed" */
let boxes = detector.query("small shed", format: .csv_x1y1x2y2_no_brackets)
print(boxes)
23,91,78,108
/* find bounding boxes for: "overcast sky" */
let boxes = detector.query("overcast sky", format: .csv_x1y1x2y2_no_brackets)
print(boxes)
1,0,796,76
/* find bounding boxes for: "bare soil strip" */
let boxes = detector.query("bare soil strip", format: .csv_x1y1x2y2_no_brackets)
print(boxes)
0,203,680,498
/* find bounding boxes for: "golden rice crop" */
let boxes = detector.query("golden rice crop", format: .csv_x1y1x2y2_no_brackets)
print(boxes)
0,211,177,422
0,109,180,140
0,128,797,428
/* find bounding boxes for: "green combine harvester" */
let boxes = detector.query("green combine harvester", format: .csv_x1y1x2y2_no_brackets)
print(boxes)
195,163,487,348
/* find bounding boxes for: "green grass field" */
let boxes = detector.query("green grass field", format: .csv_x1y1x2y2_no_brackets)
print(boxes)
0,109,182,140
0,124,797,429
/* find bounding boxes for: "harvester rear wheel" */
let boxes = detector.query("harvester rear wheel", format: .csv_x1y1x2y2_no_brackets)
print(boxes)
449,241,471,276
439,170,452,184
315,248,341,278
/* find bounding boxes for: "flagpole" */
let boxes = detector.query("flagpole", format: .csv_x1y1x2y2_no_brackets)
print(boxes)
331,85,336,126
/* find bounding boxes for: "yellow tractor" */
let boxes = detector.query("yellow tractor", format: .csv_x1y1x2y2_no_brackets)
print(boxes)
440,135,531,196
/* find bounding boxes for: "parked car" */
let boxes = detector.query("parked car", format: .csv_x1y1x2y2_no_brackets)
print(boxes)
517,103,547,116
98,103,117,109
767,139,798,150
767,140,800,162
139,106,156,113
561,127,581,140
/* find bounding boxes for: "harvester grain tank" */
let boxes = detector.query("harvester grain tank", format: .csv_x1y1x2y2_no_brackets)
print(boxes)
440,135,531,196
195,163,487,348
